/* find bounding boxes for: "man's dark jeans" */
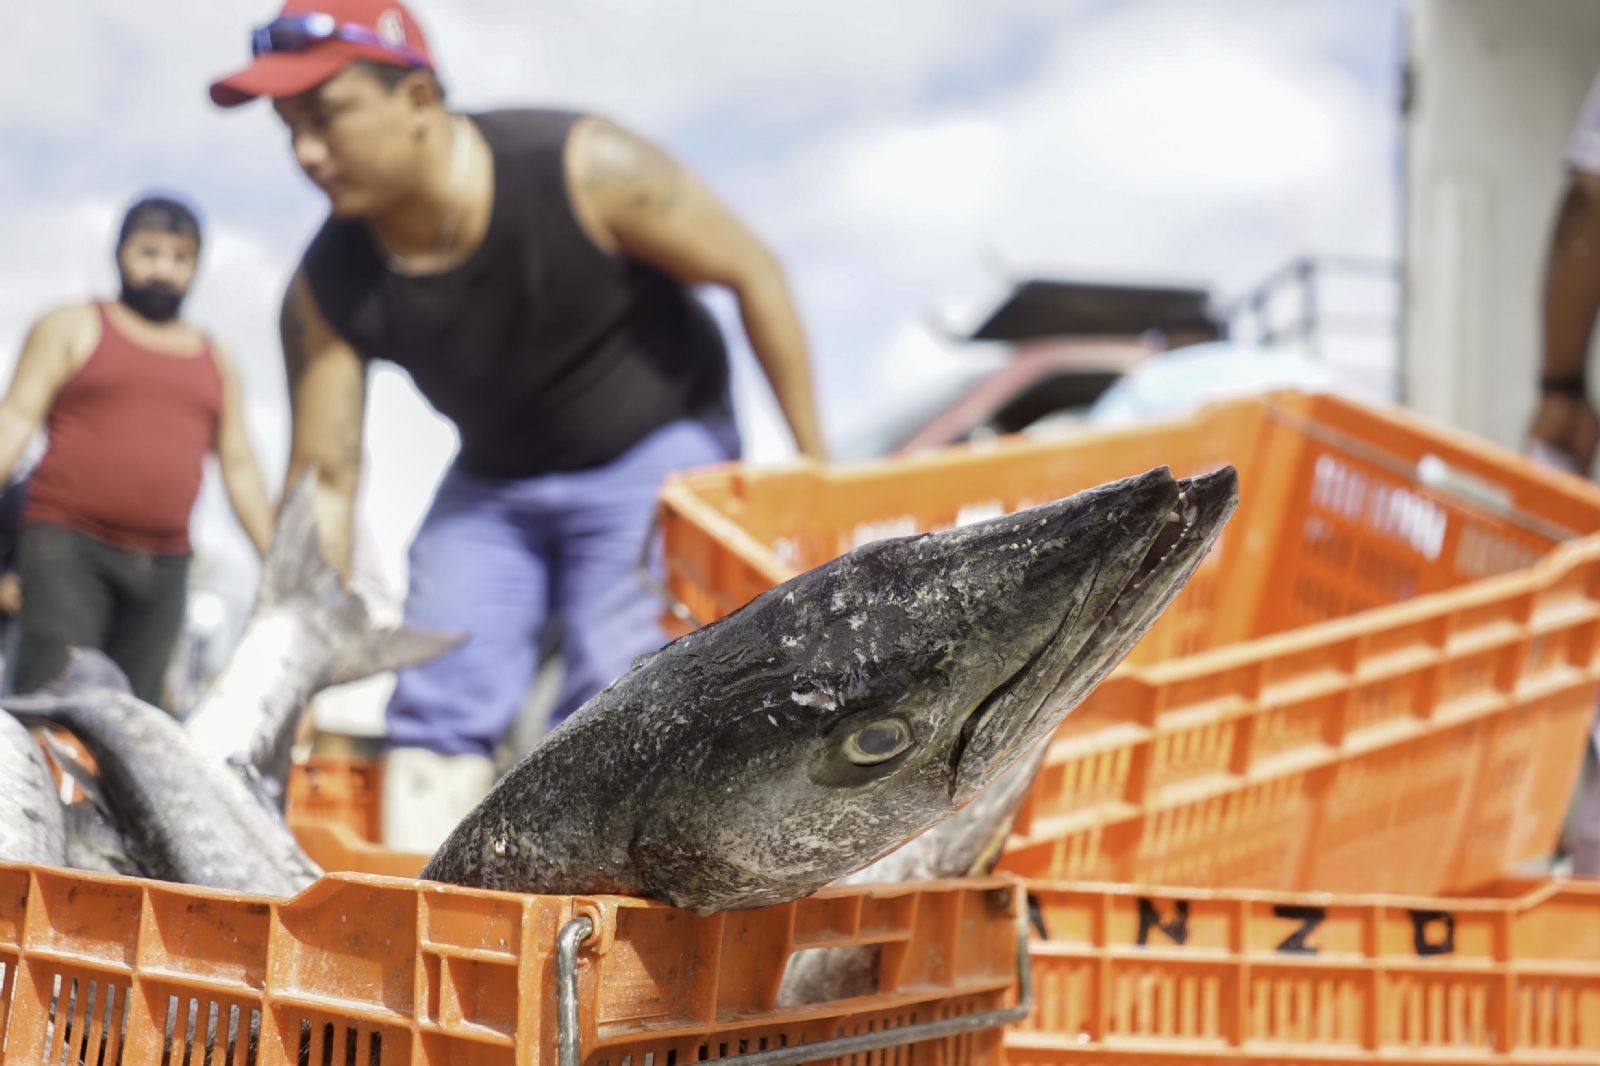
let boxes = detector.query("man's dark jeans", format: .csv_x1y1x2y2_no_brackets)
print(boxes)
15,523,189,705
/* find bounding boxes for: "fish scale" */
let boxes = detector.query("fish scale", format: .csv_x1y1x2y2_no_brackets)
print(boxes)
0,709,67,866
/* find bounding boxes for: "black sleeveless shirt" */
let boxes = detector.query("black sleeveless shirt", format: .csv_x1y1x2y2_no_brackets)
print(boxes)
302,109,731,479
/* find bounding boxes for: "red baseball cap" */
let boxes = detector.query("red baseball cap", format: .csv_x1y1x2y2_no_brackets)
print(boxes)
210,0,433,109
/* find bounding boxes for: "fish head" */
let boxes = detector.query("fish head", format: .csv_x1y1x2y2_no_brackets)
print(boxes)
632,465,1238,909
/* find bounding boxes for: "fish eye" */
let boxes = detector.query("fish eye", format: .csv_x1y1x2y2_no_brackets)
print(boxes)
841,718,912,765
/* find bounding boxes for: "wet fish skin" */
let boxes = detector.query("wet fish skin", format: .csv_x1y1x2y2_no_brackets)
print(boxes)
4,650,322,896
184,472,462,809
834,740,1049,886
32,727,152,877
0,709,66,866
775,743,1049,1006
31,726,152,877
63,800,152,878
425,466,1237,912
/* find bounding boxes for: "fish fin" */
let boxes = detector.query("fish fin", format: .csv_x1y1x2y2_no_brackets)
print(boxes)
1027,894,1050,941
47,648,133,695
962,820,1015,878
0,648,134,719
261,469,464,685
0,694,69,718
258,470,342,610
228,754,294,827
36,728,110,812
328,625,466,685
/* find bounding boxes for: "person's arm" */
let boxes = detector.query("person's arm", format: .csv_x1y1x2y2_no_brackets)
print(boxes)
211,345,274,557
565,116,828,459
1529,171,1600,471
0,306,94,480
280,269,366,579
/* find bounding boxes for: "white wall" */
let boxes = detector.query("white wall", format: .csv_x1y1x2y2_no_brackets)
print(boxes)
1404,0,1600,448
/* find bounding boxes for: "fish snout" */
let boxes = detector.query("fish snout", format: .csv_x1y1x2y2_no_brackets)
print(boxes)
946,465,1240,802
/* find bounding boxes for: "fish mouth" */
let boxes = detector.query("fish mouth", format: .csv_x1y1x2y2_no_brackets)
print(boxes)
951,466,1238,793
1101,475,1216,628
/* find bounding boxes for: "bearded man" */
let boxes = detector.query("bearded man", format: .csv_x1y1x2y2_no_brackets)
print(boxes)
0,196,274,704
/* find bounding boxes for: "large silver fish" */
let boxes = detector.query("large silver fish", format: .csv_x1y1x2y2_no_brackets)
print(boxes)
62,800,152,878
35,730,156,879
0,709,66,866
424,466,1238,913
185,472,461,808
4,651,322,896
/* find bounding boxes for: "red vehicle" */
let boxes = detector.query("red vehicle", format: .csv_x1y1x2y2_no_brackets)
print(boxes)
893,277,1221,452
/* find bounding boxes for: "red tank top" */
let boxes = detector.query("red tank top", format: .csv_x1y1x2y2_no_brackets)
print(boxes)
26,304,223,555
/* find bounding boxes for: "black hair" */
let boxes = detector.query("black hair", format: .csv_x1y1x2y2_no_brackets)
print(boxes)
117,196,202,253
350,59,446,102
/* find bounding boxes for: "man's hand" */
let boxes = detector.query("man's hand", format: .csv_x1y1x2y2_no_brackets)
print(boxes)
0,572,23,617
1531,172,1600,472
565,117,828,459
1529,392,1600,473
280,270,366,580
212,345,275,556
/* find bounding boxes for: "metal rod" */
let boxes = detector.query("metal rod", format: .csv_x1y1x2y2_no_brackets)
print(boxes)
558,916,595,1066
555,903,1033,1066
1265,405,1580,544
1300,258,1320,361
635,511,706,630
1224,255,1401,358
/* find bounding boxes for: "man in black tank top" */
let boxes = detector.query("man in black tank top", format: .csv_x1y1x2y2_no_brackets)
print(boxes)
211,0,827,848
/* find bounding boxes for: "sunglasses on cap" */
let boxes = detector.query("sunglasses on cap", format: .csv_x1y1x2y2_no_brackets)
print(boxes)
251,13,430,69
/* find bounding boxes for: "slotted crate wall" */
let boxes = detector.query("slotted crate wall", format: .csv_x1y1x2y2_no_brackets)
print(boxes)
655,393,1600,894
286,757,429,877
659,393,1600,659
288,755,383,842
995,579,1600,893
1007,878,1600,1064
0,865,1022,1066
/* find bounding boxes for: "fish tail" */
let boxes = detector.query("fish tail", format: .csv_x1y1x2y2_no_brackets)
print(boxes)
263,471,463,686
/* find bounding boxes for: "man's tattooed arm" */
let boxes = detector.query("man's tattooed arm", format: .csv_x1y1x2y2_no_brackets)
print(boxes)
562,116,830,458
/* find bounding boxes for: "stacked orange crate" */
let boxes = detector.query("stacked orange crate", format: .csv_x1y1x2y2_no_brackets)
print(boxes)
651,392,1600,895
0,862,1026,1066
1007,878,1600,1063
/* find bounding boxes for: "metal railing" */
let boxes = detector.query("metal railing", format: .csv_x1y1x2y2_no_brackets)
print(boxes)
1226,255,1400,362
556,896,1033,1066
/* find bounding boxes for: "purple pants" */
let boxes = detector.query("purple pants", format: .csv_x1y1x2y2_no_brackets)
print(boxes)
386,419,739,757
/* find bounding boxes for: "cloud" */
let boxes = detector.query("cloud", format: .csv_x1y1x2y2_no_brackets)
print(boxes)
1069,44,1338,190
841,119,1006,229
423,0,1081,129
704,0,1402,450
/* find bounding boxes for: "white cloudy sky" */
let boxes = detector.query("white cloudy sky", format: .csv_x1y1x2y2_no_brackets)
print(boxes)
0,0,1404,619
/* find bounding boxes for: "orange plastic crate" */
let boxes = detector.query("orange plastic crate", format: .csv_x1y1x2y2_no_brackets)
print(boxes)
0,862,1024,1066
1007,878,1600,1063
287,756,431,877
657,392,1600,894
287,754,383,843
